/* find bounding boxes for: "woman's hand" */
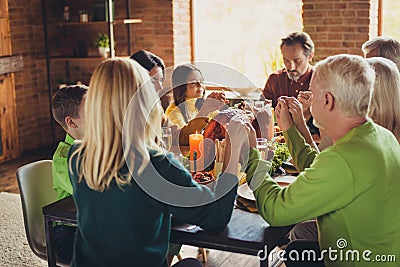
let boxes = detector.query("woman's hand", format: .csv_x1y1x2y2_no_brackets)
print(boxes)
275,97,293,131
223,117,256,175
254,107,273,140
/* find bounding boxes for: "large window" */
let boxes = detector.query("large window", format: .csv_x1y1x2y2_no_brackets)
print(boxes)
193,0,302,88
382,0,400,40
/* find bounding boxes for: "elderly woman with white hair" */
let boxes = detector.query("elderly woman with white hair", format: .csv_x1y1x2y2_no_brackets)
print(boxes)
362,36,400,70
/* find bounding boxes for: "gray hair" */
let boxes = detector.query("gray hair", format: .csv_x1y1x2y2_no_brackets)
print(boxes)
362,36,400,70
313,54,375,118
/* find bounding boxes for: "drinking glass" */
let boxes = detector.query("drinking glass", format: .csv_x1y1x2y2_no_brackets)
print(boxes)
256,138,268,160
253,101,265,113
162,127,172,151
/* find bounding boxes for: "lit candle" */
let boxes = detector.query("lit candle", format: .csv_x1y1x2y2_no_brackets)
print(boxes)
189,132,204,172
189,131,204,161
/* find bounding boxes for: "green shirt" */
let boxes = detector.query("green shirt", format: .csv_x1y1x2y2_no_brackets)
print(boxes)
52,134,74,200
246,119,400,266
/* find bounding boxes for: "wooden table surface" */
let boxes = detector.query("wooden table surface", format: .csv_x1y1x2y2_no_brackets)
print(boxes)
43,195,293,267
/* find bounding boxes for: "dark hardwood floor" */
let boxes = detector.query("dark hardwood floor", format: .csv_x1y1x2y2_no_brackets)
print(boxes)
0,145,55,193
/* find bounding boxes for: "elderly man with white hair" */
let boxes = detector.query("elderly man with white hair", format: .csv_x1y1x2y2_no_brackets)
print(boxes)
244,54,400,266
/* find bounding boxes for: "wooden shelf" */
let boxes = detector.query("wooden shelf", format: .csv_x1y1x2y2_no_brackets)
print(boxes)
58,19,142,26
50,57,103,61
50,56,129,61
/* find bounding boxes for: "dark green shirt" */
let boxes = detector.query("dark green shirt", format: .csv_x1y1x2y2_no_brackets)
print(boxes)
68,145,238,267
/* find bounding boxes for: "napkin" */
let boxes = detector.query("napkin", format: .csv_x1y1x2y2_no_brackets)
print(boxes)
235,197,258,213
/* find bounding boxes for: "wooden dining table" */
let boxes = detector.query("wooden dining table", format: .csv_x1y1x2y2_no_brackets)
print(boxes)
205,89,262,106
42,195,293,267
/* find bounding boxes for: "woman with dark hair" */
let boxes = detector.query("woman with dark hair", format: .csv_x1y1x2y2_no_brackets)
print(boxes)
130,50,170,110
166,64,227,129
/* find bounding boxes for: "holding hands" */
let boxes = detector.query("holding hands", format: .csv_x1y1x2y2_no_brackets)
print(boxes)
285,97,307,128
208,91,229,104
198,91,229,117
223,116,256,175
275,97,294,131
276,96,309,131
276,96,319,151
254,106,273,140
226,116,256,150
297,91,313,120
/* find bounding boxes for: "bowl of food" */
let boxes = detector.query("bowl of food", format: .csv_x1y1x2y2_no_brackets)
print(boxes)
193,171,215,185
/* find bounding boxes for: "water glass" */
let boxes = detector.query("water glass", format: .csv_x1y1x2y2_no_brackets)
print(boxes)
173,152,183,163
253,101,265,113
162,127,172,150
256,138,268,160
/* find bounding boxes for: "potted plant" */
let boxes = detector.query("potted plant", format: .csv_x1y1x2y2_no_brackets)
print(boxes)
95,33,111,58
56,78,77,89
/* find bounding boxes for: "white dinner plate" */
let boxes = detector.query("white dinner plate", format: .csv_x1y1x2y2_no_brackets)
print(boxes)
237,183,255,201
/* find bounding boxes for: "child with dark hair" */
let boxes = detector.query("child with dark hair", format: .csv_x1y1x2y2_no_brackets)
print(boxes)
51,84,88,263
166,64,227,130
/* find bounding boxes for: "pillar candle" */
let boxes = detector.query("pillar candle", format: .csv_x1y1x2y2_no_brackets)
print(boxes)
189,132,204,160
189,132,204,172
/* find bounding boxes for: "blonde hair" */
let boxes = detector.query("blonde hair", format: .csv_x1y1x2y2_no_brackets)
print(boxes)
313,54,375,118
367,57,400,142
362,36,400,70
70,58,163,192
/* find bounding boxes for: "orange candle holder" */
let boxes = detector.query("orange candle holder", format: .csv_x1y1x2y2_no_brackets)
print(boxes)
189,132,204,172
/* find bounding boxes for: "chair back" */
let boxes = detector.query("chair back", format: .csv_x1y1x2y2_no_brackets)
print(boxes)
16,159,56,260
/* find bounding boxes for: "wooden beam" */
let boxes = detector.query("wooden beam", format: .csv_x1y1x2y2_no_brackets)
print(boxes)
378,0,382,36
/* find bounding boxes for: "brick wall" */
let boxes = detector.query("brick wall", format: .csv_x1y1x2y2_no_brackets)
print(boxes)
129,0,174,68
129,0,191,72
303,0,378,62
172,0,192,65
8,0,52,153
6,0,192,156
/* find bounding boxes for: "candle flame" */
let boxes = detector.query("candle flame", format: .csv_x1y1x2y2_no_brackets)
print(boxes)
195,130,198,134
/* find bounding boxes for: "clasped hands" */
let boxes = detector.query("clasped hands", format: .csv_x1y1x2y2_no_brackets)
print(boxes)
198,91,230,117
275,96,308,132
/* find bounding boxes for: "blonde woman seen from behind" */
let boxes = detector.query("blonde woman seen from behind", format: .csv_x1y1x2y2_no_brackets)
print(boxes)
367,57,400,143
68,58,256,267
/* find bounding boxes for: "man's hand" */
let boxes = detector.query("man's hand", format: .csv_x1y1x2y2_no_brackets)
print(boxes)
286,97,306,127
275,97,293,131
297,91,312,121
